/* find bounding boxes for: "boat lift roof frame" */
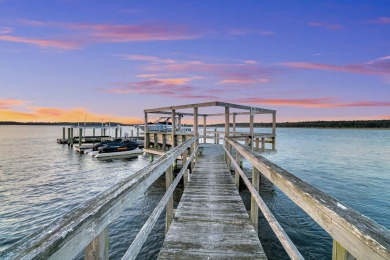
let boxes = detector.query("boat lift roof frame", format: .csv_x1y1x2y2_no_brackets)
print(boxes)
144,101,276,116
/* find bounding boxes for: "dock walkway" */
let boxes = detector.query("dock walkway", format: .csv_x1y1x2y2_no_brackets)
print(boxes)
158,144,267,259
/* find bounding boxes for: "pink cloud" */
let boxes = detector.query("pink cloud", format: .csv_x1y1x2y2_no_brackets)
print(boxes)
235,97,390,108
280,60,390,77
105,79,217,99
2,19,199,49
0,35,80,49
371,17,390,24
0,99,25,109
307,22,343,30
123,54,176,63
145,60,276,84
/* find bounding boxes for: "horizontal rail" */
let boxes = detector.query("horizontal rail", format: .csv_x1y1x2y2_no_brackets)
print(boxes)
223,146,304,260
1,137,197,260
121,146,197,260
225,137,390,260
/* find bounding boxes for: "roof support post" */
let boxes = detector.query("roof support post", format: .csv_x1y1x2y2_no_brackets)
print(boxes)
194,107,198,147
172,110,176,147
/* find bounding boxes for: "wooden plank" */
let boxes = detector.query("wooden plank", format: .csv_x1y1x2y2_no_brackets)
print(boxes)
144,101,218,113
158,144,266,259
226,138,390,260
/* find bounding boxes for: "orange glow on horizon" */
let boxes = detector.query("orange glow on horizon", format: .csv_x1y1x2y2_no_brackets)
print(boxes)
0,107,143,124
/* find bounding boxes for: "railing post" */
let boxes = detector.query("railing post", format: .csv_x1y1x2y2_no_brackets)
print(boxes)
251,168,260,233
214,128,217,144
235,151,240,189
79,128,83,146
165,165,173,233
226,143,232,171
84,227,108,260
154,133,158,148
144,112,150,148
63,127,66,141
70,128,74,147
261,137,265,152
332,240,356,260
67,127,71,146
162,134,166,151
182,150,189,187
172,109,176,147
203,115,207,143
194,107,198,147
190,142,195,171
255,138,259,151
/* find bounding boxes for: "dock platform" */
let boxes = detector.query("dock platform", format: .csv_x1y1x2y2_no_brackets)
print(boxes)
158,144,267,259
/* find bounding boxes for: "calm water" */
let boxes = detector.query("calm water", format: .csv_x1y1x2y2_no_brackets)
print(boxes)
0,126,389,259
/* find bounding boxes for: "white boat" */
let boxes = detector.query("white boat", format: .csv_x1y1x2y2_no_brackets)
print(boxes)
137,116,191,132
94,148,144,160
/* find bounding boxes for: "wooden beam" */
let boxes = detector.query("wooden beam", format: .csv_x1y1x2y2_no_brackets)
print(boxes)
171,110,176,147
203,115,207,144
251,168,259,233
144,112,149,148
84,227,108,260
249,108,254,149
165,165,173,233
332,240,356,260
144,101,218,113
272,112,276,136
194,107,198,147
232,113,236,135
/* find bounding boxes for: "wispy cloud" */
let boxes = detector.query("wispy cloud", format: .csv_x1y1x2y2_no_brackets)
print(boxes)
122,54,176,63
307,22,343,30
228,28,275,36
104,78,216,99
0,99,25,109
235,97,390,108
145,60,276,84
0,19,199,49
280,58,390,78
0,35,80,49
370,16,390,24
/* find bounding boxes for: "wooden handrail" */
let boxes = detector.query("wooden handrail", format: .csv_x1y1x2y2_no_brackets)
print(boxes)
223,146,304,260
225,137,390,260
121,146,197,260
1,137,197,260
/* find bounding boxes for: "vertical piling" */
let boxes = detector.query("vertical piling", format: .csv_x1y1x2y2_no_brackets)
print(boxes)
251,168,260,233
84,227,108,260
203,115,207,143
165,165,173,233
79,128,82,146
193,107,198,147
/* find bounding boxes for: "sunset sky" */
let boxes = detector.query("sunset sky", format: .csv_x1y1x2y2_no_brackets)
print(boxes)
0,0,389,124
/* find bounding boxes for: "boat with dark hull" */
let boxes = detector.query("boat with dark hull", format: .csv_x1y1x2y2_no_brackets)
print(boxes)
98,140,139,153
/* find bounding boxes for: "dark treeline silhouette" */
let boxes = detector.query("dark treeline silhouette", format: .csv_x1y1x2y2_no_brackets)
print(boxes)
1,120,390,128
208,120,390,128
0,121,136,126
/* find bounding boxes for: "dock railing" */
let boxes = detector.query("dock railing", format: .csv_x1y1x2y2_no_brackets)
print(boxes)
224,137,390,260
1,137,198,260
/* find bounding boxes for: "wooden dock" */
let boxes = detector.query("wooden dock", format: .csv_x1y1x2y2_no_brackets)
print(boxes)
158,144,267,259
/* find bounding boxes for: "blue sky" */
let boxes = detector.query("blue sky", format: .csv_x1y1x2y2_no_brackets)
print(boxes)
0,0,389,123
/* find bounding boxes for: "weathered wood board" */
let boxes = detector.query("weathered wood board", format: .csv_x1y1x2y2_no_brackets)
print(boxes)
158,144,267,259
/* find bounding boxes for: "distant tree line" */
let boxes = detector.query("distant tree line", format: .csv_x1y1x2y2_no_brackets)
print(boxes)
0,121,135,126
1,120,390,128
208,120,390,128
